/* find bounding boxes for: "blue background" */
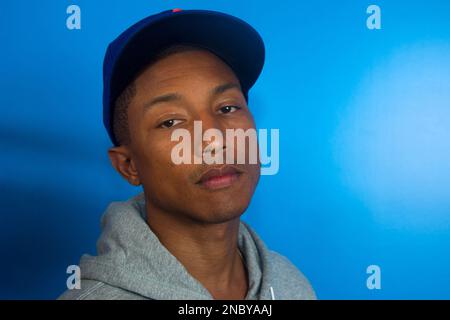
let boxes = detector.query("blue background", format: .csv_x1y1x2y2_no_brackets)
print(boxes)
1,0,449,299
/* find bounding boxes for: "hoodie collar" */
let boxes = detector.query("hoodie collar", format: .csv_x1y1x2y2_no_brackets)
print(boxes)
80,193,276,300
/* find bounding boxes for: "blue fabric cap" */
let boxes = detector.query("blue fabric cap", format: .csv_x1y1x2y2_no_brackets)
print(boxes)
103,9,265,146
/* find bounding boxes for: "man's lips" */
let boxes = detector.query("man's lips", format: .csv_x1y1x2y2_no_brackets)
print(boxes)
196,165,243,190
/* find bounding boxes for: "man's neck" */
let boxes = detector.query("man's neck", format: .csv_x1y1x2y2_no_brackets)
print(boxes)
145,202,248,299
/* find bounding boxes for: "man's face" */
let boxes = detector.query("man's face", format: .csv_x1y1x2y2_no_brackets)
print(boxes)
125,49,260,224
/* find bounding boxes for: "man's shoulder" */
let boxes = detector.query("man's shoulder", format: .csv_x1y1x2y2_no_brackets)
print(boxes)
240,222,317,299
266,250,317,300
57,280,147,300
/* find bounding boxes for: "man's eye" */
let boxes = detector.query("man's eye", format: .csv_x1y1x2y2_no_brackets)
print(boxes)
158,119,182,128
218,105,241,114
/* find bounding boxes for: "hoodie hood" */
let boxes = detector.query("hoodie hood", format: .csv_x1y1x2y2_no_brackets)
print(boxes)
74,193,315,300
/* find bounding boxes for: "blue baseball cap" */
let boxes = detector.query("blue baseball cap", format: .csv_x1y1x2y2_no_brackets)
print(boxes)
103,8,265,146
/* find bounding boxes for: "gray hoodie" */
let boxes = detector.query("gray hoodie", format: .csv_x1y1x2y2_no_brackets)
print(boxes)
58,193,316,300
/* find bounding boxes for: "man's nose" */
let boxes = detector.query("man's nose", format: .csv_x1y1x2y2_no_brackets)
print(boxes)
193,113,227,160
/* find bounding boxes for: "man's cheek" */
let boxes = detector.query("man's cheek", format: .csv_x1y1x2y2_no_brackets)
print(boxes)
154,139,183,162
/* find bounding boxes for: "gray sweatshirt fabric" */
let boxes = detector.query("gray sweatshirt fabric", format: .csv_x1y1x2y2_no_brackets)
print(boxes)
58,193,316,300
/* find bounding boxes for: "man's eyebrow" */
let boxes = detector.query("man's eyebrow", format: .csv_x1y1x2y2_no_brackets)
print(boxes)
213,83,242,96
142,83,241,114
142,93,182,113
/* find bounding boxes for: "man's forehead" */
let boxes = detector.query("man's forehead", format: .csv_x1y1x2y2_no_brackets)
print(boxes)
136,49,240,85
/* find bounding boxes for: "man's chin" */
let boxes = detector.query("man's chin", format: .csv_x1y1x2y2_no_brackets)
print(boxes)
201,212,243,225
188,184,255,224
188,202,249,225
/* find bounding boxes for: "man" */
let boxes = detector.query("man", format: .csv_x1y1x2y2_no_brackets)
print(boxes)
59,9,315,300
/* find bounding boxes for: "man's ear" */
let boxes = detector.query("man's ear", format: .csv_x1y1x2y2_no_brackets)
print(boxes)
108,146,141,186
